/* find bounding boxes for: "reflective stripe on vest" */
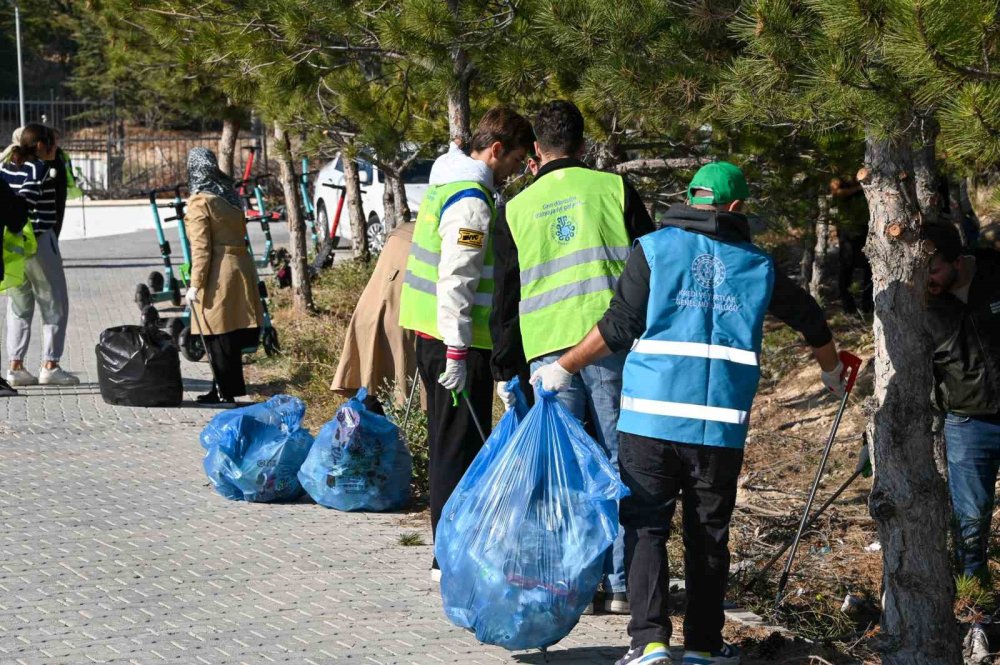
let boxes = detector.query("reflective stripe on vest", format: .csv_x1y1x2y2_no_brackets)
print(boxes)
506,167,629,359
398,180,496,350
617,225,775,449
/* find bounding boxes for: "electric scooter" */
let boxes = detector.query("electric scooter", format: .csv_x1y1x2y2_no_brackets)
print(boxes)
135,185,186,310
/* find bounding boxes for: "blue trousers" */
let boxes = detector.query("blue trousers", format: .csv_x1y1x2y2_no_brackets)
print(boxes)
531,350,627,593
944,413,1000,581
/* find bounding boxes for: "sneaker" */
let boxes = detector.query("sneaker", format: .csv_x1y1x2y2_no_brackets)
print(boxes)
604,591,630,614
683,643,740,665
582,588,605,615
616,642,671,665
38,366,80,386
6,368,38,386
0,377,18,397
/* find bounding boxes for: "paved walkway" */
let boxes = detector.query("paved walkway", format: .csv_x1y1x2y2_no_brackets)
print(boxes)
0,225,634,665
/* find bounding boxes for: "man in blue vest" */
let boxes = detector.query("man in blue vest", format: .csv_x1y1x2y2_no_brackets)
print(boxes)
533,162,846,665
490,100,655,614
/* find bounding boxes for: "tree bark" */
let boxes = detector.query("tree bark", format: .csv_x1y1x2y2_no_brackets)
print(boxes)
273,123,313,314
912,114,941,226
217,107,241,177
809,194,831,303
342,155,370,262
392,169,411,226
382,172,398,235
613,156,714,174
447,1,472,147
861,129,960,665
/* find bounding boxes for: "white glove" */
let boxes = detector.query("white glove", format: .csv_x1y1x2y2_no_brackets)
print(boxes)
186,286,200,306
438,352,467,392
530,361,574,393
821,360,847,398
497,381,516,410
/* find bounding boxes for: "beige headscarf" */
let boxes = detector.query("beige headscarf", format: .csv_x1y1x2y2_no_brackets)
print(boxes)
0,127,24,164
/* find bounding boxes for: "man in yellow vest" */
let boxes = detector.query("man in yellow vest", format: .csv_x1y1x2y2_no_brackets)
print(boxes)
398,106,535,582
490,100,655,614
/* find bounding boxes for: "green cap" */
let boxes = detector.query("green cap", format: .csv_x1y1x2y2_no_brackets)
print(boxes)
687,161,750,206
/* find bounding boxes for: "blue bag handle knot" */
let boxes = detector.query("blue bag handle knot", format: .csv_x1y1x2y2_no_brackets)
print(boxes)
538,387,559,400
354,387,369,405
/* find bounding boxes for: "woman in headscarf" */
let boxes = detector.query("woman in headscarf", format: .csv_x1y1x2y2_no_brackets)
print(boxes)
185,147,262,404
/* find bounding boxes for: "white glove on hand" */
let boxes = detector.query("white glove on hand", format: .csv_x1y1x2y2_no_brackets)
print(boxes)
530,361,574,393
438,356,467,392
821,360,847,398
497,381,516,410
186,287,200,306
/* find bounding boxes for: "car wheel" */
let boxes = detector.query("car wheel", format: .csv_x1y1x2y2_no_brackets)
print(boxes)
367,214,386,253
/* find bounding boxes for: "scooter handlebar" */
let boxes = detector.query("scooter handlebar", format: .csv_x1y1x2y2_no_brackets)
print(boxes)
839,350,863,395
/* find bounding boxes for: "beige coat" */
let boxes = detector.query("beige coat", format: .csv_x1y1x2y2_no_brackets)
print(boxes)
186,192,263,335
331,223,422,406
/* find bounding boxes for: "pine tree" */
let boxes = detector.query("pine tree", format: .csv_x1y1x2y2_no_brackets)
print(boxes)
723,1,1000,661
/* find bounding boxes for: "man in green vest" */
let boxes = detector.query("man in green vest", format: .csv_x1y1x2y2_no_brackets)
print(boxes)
398,106,534,582
490,99,655,614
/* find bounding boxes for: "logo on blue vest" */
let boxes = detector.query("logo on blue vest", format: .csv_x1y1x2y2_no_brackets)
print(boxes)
692,254,726,288
551,216,576,244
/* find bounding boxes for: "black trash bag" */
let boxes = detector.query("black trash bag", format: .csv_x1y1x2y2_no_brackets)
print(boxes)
96,325,183,407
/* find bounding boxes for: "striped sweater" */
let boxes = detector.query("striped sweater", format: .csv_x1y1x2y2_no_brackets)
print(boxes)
1,159,57,234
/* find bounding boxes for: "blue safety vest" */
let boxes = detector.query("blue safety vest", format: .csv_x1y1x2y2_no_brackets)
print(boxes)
618,226,775,448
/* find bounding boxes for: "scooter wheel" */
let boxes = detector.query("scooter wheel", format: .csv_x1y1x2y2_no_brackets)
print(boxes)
140,305,160,328
262,326,280,357
147,271,165,293
167,318,185,346
135,283,152,311
168,277,182,307
179,326,206,362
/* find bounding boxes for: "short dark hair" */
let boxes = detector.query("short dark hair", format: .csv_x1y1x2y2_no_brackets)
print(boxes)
10,123,53,163
922,223,962,262
470,106,534,154
533,100,585,156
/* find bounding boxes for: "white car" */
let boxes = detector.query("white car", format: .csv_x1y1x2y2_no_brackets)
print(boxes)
312,154,433,252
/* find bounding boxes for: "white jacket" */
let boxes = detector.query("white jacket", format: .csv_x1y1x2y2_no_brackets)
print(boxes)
429,143,495,349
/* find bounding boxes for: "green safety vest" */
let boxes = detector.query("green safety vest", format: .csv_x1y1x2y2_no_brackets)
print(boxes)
398,181,497,350
506,167,629,360
0,222,37,292
63,152,82,200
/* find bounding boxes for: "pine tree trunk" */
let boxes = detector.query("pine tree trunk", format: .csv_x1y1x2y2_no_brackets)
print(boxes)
393,171,411,226
273,123,313,314
861,130,960,665
342,156,370,262
382,174,398,236
217,109,241,177
447,0,472,147
809,194,831,302
913,114,941,226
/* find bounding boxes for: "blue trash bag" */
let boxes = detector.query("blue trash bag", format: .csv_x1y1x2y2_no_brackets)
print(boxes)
436,381,628,650
200,395,314,502
297,388,413,512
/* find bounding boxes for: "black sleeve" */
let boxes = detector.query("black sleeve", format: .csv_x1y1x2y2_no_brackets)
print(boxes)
622,177,656,242
0,180,28,235
53,152,68,238
767,267,833,347
597,244,651,353
489,205,528,381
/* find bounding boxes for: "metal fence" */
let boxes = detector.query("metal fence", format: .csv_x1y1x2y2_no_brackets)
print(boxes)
0,99,269,199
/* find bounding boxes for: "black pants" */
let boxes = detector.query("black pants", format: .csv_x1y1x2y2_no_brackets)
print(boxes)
836,227,873,314
416,337,493,554
204,328,256,399
619,432,744,652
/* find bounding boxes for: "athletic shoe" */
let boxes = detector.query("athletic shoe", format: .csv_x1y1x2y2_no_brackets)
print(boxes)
430,567,442,583
0,377,18,397
683,643,740,665
39,366,80,386
6,368,38,386
604,591,630,614
582,589,604,615
615,642,671,665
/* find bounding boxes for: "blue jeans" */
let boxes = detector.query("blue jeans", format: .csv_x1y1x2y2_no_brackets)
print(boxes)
944,413,1000,581
531,350,627,593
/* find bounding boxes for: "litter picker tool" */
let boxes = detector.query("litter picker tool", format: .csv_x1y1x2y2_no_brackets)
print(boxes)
741,437,871,595
400,367,420,431
774,351,864,611
446,386,487,444
179,275,223,394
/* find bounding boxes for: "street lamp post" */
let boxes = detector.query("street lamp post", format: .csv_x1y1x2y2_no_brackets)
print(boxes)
12,0,25,126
